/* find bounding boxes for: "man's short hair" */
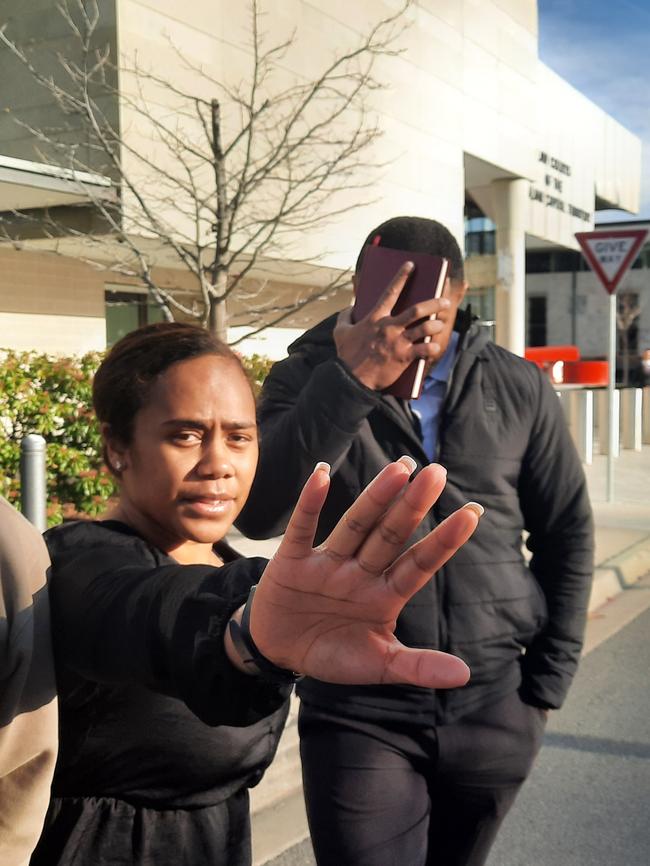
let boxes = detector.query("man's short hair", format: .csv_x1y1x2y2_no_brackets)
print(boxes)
355,216,464,283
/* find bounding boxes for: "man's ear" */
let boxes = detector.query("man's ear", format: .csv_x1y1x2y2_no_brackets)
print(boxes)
451,279,468,302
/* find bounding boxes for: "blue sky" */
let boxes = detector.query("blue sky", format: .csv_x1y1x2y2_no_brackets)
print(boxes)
538,0,650,221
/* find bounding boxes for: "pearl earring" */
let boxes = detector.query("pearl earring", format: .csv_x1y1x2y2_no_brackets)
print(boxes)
114,460,122,471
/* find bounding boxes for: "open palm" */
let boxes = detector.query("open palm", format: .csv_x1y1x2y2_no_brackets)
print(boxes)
250,459,482,690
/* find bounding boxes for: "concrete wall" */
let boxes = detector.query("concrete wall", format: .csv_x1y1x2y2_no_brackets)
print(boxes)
114,0,639,262
527,66,640,246
0,248,106,353
0,243,348,357
113,0,545,268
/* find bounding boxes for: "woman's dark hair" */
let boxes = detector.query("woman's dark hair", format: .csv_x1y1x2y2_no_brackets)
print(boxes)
354,216,465,283
93,322,248,472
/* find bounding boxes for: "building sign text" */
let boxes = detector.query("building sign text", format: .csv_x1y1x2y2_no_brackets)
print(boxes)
529,151,591,222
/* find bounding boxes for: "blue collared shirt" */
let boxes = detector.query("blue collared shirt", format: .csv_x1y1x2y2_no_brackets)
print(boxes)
410,331,459,461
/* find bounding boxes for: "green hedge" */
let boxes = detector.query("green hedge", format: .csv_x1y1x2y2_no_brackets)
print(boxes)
0,348,274,525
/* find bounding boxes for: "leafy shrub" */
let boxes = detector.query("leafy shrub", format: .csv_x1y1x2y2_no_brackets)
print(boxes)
239,353,275,395
0,350,116,524
0,347,273,525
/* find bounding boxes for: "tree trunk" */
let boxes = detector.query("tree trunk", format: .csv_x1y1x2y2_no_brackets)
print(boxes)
620,328,629,387
208,270,229,341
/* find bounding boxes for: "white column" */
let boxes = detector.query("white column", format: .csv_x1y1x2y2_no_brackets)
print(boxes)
491,178,527,356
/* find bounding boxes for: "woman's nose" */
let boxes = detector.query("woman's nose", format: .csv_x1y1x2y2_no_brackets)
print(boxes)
197,436,233,478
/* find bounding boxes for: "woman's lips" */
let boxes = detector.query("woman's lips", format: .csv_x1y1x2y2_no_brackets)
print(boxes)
180,496,234,516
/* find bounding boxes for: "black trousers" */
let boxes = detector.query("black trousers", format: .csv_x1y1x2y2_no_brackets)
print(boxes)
299,690,547,866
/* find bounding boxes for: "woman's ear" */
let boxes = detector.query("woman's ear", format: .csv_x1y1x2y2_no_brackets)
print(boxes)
101,423,127,475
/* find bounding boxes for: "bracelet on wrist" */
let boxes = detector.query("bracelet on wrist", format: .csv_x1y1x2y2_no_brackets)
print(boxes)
228,585,302,685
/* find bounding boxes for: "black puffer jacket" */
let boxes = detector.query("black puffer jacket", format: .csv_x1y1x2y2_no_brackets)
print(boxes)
237,312,594,725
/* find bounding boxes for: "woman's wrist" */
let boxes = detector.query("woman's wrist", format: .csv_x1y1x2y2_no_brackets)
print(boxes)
225,585,301,684
224,604,257,676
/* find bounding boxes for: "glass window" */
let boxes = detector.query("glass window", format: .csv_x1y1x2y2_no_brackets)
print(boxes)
526,250,586,274
465,285,495,340
105,290,166,346
526,251,551,274
527,296,547,347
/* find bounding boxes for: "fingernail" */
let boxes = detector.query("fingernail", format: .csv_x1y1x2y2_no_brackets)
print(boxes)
431,342,441,354
397,455,417,474
404,261,414,272
463,502,484,518
313,461,330,476
439,298,451,308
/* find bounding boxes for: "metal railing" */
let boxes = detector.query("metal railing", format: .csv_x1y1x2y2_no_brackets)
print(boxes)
556,385,650,464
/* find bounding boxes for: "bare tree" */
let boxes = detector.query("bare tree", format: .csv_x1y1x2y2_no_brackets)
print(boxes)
0,0,409,341
616,291,642,386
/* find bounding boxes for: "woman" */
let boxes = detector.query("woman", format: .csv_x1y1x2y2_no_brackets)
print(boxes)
31,322,482,866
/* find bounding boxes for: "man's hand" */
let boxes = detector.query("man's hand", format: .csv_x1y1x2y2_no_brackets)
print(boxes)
247,459,483,690
334,261,452,391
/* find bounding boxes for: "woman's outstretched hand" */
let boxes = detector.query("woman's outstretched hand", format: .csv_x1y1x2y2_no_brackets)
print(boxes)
247,458,483,690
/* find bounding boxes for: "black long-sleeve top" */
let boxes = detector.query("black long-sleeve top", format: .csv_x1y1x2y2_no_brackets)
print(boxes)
30,520,290,866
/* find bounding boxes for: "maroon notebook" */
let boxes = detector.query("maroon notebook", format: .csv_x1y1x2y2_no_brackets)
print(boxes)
352,245,449,399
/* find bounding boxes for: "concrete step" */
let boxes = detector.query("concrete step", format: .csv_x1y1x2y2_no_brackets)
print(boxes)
251,695,302,814
251,695,309,865
252,787,310,866
589,533,650,610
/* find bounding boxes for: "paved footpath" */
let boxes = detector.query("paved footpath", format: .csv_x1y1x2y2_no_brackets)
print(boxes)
487,597,650,866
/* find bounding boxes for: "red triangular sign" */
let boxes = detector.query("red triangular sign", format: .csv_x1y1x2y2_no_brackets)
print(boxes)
575,229,648,294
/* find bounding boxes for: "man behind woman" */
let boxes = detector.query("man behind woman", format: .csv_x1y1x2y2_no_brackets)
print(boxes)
237,215,594,866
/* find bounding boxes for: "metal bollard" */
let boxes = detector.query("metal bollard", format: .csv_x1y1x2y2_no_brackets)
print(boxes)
20,434,47,532
556,389,594,465
573,389,594,465
643,387,650,445
596,389,620,456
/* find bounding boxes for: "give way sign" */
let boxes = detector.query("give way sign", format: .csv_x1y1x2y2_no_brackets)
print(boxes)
575,228,648,294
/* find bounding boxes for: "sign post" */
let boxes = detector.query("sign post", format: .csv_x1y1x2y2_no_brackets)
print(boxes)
575,229,648,501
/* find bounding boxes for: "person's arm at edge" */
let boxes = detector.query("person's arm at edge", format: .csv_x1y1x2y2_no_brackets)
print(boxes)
0,500,57,865
518,369,595,710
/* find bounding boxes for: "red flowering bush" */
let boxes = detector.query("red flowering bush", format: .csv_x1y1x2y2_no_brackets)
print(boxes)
0,348,273,525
